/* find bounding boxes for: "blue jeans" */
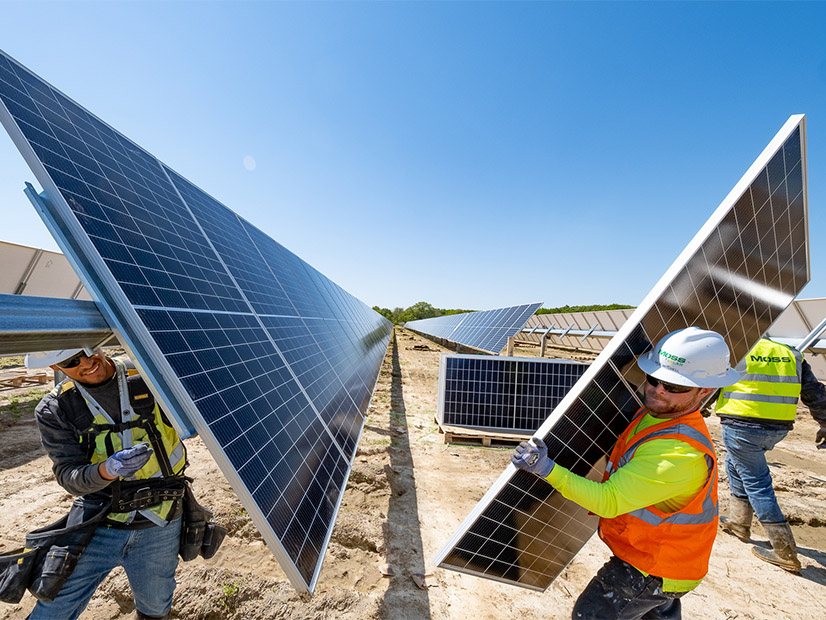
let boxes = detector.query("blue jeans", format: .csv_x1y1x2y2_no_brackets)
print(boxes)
721,424,788,523
28,516,181,620
572,556,684,619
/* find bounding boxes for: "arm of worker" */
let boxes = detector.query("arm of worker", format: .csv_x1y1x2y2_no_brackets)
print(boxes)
799,360,826,447
545,440,708,518
34,393,113,495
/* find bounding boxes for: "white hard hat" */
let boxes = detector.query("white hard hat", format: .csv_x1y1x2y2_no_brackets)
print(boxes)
637,327,741,389
25,347,95,369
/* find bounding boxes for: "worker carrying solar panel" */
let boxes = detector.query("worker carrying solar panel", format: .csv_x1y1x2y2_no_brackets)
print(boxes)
715,338,826,573
15,348,199,619
512,327,740,620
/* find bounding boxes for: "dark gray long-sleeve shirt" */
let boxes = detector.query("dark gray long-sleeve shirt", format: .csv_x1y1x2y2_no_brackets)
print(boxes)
34,368,124,497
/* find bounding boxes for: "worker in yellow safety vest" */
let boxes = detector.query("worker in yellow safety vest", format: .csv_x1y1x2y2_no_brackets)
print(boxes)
25,347,188,620
512,327,741,620
716,338,826,572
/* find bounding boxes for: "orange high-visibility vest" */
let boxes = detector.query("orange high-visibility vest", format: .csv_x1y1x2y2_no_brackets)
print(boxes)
598,407,718,581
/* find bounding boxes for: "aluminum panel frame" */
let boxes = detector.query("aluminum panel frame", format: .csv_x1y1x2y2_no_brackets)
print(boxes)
434,115,809,590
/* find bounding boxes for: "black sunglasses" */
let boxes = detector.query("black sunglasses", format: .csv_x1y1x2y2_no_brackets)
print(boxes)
645,374,694,394
57,352,88,369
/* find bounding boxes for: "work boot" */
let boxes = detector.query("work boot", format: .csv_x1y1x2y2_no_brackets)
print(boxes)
134,611,169,620
720,495,753,540
752,521,802,572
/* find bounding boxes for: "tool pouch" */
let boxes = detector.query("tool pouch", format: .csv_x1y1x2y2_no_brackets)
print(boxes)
23,499,110,602
179,483,227,561
0,547,37,604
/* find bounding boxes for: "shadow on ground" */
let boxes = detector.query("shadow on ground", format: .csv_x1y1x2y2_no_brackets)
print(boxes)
379,330,431,619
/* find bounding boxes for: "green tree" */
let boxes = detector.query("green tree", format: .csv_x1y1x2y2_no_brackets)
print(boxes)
536,303,635,314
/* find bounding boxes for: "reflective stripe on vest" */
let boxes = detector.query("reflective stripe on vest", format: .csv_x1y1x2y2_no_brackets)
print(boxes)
72,361,186,525
617,423,716,527
716,339,802,423
598,407,718,581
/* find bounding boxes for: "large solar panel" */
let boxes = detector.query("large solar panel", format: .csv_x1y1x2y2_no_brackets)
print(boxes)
434,115,809,590
405,302,542,354
438,354,589,432
0,50,392,593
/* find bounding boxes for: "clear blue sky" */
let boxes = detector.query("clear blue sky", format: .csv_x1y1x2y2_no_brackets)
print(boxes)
1,1,825,311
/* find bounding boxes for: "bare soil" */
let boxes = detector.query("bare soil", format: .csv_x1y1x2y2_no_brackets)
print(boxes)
1,330,825,619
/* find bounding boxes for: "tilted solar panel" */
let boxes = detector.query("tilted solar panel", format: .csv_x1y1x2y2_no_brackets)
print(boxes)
405,302,543,354
0,49,392,593
438,354,589,432
434,115,809,589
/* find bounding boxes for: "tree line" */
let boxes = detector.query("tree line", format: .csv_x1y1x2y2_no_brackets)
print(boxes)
372,302,634,325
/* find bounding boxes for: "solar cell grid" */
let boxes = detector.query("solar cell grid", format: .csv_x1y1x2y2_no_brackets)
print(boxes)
0,49,391,593
406,302,542,354
439,354,589,432
435,116,809,590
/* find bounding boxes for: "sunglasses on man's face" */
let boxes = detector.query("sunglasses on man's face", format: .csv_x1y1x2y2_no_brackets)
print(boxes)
645,375,694,394
57,352,89,369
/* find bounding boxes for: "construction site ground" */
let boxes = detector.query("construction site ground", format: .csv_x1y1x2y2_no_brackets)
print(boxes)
1,328,825,619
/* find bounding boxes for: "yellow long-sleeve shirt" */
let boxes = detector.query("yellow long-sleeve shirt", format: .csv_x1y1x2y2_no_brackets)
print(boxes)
545,413,711,591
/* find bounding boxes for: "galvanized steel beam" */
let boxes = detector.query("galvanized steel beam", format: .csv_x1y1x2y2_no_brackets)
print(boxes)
0,293,115,356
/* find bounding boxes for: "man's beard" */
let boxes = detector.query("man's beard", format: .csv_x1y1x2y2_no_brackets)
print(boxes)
643,390,702,416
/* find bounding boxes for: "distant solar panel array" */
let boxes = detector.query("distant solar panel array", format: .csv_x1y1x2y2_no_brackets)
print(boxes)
0,49,391,593
438,354,589,432
405,303,543,354
435,115,810,590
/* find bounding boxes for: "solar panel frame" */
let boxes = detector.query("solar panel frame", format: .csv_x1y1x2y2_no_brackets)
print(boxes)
405,302,543,354
0,49,392,594
434,115,809,590
437,354,589,433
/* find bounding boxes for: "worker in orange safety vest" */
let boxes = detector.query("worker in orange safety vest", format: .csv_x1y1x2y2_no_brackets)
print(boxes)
513,327,741,620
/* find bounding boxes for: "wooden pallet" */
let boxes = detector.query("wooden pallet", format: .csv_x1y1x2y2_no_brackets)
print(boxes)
438,422,531,447
0,372,50,390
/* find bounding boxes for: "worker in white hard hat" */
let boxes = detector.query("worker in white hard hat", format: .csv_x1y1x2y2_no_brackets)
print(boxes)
512,327,741,620
24,348,188,620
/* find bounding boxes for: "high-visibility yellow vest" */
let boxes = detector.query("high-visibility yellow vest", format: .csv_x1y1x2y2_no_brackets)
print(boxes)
715,339,802,423
60,360,187,525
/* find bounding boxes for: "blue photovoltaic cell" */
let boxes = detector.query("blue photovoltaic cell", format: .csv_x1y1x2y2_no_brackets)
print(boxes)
0,49,391,593
439,354,589,432
405,302,542,354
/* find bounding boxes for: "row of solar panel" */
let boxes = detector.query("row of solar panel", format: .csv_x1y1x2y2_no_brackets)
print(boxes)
0,49,392,592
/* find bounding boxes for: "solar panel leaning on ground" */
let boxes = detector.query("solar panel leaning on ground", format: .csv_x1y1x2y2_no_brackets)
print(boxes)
434,115,809,590
0,49,392,594
404,302,543,354
438,354,589,433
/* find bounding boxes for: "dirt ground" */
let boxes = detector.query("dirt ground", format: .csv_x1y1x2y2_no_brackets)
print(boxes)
1,328,825,619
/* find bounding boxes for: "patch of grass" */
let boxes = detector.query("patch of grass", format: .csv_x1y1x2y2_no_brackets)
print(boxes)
0,391,46,420
218,581,241,610
0,356,24,370
365,438,390,446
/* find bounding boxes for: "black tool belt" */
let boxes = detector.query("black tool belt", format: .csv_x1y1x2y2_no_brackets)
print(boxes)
111,477,187,513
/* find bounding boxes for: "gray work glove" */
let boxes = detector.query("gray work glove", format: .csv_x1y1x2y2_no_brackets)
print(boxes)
511,437,555,478
104,442,153,478
816,425,826,450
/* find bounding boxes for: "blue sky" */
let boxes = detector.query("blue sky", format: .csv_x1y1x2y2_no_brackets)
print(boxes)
1,1,825,311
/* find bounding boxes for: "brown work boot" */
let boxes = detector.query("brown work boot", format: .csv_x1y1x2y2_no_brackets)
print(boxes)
752,521,802,572
720,495,753,540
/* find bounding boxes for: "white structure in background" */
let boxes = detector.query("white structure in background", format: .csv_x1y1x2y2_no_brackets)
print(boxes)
519,300,826,379
0,239,89,299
